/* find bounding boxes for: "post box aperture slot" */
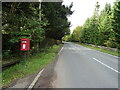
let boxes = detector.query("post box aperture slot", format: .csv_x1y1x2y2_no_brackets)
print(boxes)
22,41,27,43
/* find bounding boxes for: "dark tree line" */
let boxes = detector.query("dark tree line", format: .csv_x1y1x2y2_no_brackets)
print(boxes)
2,2,73,59
42,2,73,40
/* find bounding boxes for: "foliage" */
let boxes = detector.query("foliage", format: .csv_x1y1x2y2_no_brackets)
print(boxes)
62,35,71,42
2,2,48,43
2,2,73,58
42,2,73,40
82,2,100,45
97,3,112,46
69,1,120,49
111,1,120,49
70,26,83,42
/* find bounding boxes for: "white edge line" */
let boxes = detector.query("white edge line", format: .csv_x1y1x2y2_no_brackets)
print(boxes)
28,46,63,89
58,47,64,55
28,69,44,89
93,58,120,74
27,46,64,89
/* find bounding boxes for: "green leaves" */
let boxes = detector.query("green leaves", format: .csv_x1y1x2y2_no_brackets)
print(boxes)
42,2,73,40
111,1,120,48
2,2,49,43
97,3,112,46
71,26,83,42
69,1,120,49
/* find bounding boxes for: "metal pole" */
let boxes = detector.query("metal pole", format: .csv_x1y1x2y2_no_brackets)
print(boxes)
23,51,27,67
39,0,41,21
24,51,26,62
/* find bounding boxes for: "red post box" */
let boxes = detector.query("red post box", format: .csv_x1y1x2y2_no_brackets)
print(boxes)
20,38,30,51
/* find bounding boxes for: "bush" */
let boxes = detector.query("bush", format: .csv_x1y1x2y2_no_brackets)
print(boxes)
3,50,12,59
104,40,116,48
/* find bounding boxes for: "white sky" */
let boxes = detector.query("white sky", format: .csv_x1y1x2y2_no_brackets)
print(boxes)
62,0,115,33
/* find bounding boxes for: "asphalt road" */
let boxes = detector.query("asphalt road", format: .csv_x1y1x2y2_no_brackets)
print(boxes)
52,42,119,88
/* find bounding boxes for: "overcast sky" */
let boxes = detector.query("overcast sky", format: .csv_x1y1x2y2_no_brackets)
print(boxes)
62,0,115,33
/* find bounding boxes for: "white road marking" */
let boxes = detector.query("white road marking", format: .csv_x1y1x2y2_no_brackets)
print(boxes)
58,47,64,55
28,69,44,89
28,46,64,89
93,58,120,73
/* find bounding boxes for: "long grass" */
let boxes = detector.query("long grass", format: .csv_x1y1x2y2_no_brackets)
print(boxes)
2,44,62,87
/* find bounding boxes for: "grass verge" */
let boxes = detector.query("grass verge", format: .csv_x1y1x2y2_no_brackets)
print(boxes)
2,44,62,87
73,42,120,57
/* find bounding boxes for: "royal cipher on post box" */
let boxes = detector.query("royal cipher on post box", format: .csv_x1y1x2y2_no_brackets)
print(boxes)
20,38,30,51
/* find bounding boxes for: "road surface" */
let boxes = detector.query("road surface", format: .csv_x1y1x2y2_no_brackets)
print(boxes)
52,42,119,88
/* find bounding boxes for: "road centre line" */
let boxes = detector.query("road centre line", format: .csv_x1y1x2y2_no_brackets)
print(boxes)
93,58,120,74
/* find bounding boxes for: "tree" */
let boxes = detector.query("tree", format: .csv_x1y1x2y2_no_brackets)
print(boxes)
98,3,112,46
111,1,120,49
71,26,82,42
93,1,100,21
42,2,73,40
81,2,100,45
2,2,48,43
2,2,48,56
62,35,71,42
70,1,119,49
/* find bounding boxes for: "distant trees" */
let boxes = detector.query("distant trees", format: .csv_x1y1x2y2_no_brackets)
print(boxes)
81,2,100,45
63,35,71,42
70,26,83,42
68,1,120,49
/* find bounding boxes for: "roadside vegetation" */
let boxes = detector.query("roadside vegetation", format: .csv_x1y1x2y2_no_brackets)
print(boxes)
2,2,73,63
63,1,120,56
2,2,73,87
2,44,62,87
